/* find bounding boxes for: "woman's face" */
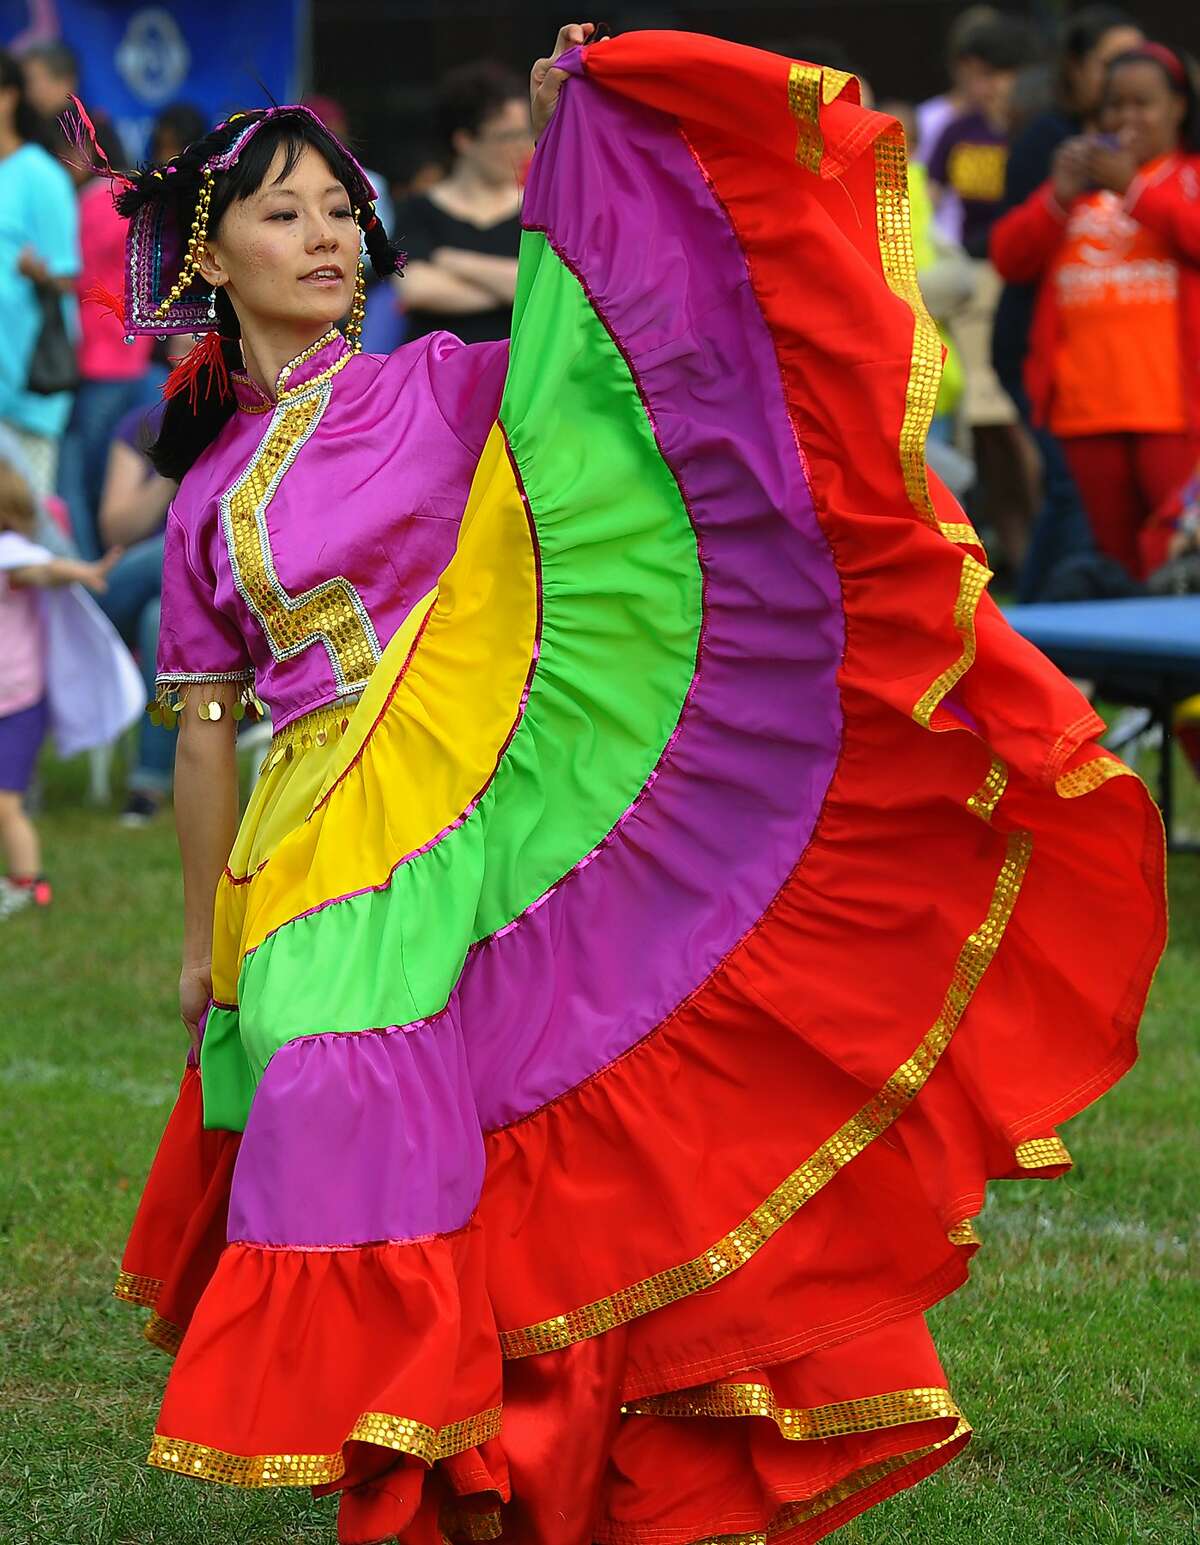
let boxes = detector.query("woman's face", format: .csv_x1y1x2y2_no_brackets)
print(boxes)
1072,26,1143,118
457,97,533,186
1104,60,1186,165
201,143,358,337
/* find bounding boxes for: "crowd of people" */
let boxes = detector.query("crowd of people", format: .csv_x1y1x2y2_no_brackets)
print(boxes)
0,9,1197,915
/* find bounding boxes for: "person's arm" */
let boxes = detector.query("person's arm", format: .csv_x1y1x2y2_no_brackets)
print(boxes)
1123,162,1200,265
173,683,241,1053
989,136,1091,283
98,438,175,547
430,248,520,305
392,260,497,316
10,549,120,590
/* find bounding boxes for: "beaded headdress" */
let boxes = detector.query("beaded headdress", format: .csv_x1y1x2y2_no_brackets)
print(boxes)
121,105,380,338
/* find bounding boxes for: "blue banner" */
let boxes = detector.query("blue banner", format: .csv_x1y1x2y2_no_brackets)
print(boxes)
1,1,301,160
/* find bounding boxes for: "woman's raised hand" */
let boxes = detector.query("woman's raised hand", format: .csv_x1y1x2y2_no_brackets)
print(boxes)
531,22,598,139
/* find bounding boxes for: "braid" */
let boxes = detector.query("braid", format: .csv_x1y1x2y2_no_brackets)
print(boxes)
114,116,261,221
360,205,405,279
148,289,242,482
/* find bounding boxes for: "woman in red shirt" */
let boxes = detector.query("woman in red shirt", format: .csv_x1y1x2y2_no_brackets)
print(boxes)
990,43,1200,578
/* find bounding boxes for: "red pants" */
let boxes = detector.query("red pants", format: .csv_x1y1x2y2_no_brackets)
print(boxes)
1062,430,1198,580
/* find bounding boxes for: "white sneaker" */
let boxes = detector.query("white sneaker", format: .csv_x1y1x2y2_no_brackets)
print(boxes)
0,879,32,919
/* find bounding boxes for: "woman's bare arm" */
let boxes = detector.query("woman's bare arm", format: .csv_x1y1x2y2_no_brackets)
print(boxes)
431,248,519,305
173,681,242,1052
98,439,175,547
392,261,496,315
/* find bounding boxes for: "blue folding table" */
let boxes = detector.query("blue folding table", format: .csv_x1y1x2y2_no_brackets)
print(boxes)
1005,597,1200,853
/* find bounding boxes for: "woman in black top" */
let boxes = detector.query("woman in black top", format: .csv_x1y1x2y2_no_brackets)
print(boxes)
393,61,532,345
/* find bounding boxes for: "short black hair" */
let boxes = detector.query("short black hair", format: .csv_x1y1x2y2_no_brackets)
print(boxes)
435,60,527,155
0,48,42,143
21,39,78,84
151,101,209,159
959,15,1041,74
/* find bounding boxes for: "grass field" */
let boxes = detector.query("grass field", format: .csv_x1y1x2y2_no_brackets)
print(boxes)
1,754,1196,1544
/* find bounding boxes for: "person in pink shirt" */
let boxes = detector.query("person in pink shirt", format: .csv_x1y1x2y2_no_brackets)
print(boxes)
55,111,159,558
0,456,124,916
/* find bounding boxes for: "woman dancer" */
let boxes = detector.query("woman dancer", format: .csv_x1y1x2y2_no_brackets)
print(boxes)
110,25,1164,1545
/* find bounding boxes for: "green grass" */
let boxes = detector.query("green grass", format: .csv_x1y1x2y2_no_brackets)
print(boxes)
0,756,1196,1544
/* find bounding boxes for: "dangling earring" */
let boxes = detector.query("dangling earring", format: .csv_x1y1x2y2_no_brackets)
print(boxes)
206,287,218,325
345,255,366,353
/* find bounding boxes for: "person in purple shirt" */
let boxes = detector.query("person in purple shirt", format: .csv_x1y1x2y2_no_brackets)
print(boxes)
927,13,1040,579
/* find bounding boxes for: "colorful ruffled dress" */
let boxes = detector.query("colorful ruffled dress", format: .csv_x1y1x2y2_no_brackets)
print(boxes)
117,34,1167,1545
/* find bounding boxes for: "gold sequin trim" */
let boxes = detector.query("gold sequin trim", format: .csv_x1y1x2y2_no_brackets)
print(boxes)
500,829,1031,1359
1055,757,1134,799
873,127,983,552
624,1383,960,1442
967,756,1007,823
911,552,991,729
219,384,381,693
1014,1136,1072,1170
787,63,823,174
148,1405,501,1489
260,699,359,772
144,1312,184,1356
820,66,856,106
113,1269,162,1308
948,1218,982,1247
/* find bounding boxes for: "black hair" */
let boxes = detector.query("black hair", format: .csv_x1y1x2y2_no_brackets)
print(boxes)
1105,45,1200,152
0,49,43,144
946,5,1001,66
150,101,209,161
117,110,402,482
435,60,527,157
21,39,78,85
957,14,1041,74
1056,5,1137,109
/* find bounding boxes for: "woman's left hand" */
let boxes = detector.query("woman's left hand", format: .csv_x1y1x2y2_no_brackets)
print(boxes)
531,22,598,140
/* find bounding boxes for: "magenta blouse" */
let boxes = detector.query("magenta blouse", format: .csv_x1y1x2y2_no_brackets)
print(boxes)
156,329,508,732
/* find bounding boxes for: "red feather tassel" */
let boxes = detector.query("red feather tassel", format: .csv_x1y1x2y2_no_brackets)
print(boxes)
162,332,232,413
59,95,132,192
82,282,126,332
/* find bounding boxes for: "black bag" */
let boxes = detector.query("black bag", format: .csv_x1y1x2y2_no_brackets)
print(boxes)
26,280,79,395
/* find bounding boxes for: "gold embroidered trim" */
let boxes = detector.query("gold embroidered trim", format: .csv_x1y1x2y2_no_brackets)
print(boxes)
623,1383,960,1442
113,1269,162,1308
144,1312,184,1356
443,1506,504,1541
787,63,824,174
948,1218,982,1247
967,757,1007,823
148,1404,502,1489
1055,757,1134,799
685,1416,971,1542
220,385,381,693
769,1417,972,1537
500,828,1031,1359
1015,1136,1072,1170
911,552,991,728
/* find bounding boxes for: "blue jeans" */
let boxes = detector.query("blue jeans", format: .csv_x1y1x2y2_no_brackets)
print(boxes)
57,374,163,559
98,533,173,792
999,375,1095,602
